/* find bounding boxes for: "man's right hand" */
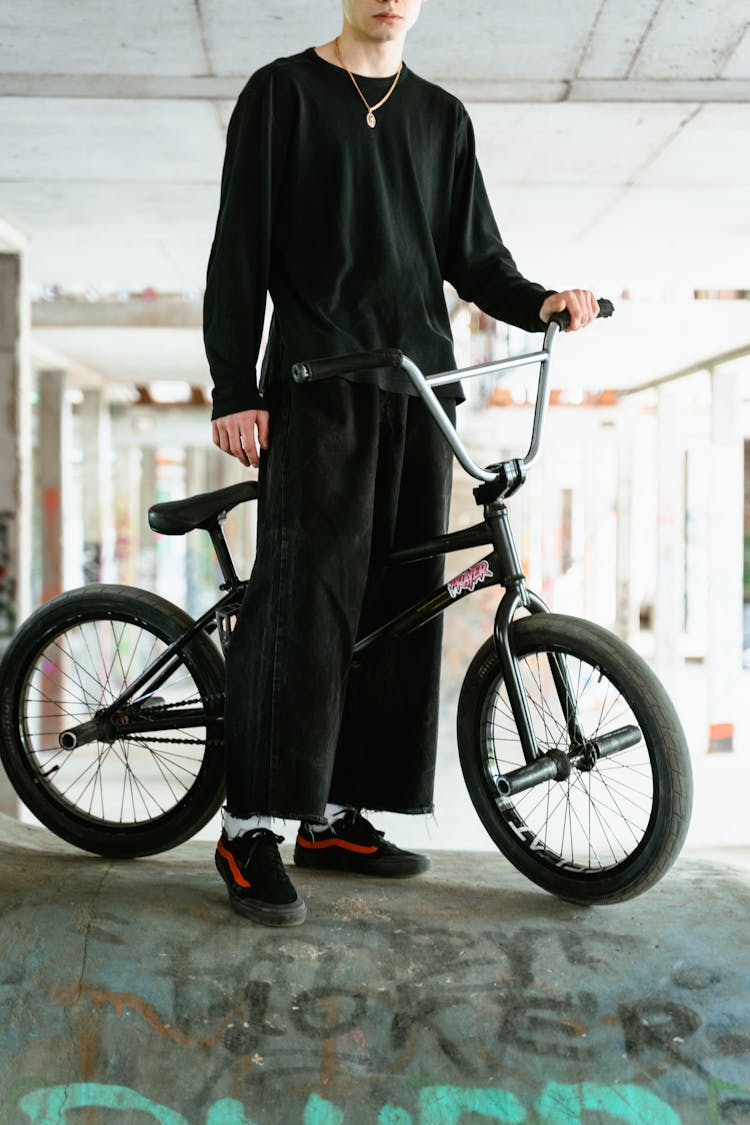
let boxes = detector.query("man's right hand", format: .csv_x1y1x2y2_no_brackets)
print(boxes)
211,409,270,469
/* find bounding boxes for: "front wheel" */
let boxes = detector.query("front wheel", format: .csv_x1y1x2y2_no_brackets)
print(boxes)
0,585,226,858
457,613,693,904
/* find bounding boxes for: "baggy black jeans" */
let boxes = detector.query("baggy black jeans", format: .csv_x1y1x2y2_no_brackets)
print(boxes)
224,376,456,823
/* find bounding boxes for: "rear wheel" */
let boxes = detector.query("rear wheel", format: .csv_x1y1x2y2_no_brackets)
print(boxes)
0,585,226,857
458,613,692,903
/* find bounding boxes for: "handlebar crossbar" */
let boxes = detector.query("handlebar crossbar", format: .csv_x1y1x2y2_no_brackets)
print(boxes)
291,300,614,486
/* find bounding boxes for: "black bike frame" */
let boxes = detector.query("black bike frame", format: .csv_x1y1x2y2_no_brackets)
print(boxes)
351,498,559,765
60,513,566,765
59,319,595,766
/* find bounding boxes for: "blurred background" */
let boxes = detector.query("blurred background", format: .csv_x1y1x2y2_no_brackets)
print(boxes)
0,0,748,854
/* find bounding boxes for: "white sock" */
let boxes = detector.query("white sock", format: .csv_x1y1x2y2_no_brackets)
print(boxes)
326,802,351,822
223,812,274,840
304,803,354,834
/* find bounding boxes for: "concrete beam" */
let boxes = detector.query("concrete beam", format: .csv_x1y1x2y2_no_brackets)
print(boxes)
30,339,136,399
32,297,203,330
622,342,750,396
1,74,749,102
0,217,28,252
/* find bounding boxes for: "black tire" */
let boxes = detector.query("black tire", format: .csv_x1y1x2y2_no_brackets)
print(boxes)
0,585,226,858
457,613,693,904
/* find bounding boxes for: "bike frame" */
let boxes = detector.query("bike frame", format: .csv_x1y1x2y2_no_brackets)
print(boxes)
60,321,587,770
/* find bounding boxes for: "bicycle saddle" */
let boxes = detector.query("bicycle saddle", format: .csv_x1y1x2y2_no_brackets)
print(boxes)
148,481,259,535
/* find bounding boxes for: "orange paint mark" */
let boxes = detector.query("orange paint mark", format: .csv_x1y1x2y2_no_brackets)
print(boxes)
317,997,339,1089
709,723,733,740
41,486,62,602
52,983,227,1049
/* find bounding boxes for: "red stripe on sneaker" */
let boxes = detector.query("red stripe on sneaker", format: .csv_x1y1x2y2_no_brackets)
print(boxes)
296,836,378,855
217,839,251,887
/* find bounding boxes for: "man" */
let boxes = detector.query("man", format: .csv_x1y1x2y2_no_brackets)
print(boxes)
204,0,599,927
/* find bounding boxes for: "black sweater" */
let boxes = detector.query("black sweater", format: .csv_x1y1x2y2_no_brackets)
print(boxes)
203,48,553,419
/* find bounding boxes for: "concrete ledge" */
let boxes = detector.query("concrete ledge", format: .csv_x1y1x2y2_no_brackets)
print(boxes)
1,814,749,1124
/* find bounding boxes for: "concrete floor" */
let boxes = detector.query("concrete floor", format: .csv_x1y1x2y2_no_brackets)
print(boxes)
1,814,749,1125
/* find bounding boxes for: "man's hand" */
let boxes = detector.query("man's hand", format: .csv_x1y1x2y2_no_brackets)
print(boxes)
211,409,270,469
540,290,599,332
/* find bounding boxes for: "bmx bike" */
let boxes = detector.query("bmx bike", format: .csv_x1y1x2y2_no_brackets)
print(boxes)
0,302,693,903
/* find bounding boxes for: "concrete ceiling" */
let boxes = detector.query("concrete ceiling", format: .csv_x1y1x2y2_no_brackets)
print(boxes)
1,0,748,390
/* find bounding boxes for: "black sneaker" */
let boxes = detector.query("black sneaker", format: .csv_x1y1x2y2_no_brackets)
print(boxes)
215,828,307,926
293,811,430,878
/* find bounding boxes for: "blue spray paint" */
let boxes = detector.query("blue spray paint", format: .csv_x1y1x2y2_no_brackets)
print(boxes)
419,1086,526,1124
536,1082,681,1124
378,1106,414,1125
302,1093,345,1125
15,1080,685,1124
18,1083,188,1124
206,1098,259,1125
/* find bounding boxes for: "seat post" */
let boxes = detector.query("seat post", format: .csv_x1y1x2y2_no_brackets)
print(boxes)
207,515,241,590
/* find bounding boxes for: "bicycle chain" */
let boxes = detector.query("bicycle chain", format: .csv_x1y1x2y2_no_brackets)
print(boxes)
115,692,225,747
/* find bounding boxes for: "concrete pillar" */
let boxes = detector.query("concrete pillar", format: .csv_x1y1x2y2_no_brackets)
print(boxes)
78,389,111,585
217,452,245,577
615,406,639,641
185,446,209,615
204,450,258,580
522,452,544,592
0,249,31,815
580,418,602,625
112,446,141,587
205,449,225,493
201,451,258,582
37,369,68,603
654,385,684,693
0,251,32,643
137,446,158,590
706,364,744,752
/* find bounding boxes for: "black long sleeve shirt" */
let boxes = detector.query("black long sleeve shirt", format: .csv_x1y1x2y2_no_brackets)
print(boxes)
203,48,553,419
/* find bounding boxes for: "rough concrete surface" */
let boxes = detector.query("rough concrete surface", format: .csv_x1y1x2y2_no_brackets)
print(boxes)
1,814,749,1125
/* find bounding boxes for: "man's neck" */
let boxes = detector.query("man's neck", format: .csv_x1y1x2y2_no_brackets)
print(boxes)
317,28,405,77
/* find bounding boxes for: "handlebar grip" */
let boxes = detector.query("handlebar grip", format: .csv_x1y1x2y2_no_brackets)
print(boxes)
549,297,614,331
291,347,404,384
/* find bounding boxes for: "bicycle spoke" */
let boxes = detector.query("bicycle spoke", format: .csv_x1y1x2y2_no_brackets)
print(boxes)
482,642,657,874
40,642,101,711
19,614,213,828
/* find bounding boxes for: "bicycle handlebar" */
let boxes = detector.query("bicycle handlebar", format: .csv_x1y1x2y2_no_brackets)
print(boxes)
291,298,614,485
290,300,613,386
549,297,613,331
292,347,404,383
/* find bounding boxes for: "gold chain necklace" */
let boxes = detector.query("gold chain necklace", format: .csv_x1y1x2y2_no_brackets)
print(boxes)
334,38,403,129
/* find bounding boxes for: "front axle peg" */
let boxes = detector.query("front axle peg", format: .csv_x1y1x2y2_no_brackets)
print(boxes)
495,724,642,796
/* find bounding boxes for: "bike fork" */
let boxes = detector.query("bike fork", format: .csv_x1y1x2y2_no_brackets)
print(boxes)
487,499,587,780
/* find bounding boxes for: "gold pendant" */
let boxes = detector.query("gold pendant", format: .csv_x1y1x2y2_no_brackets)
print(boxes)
366,111,376,128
